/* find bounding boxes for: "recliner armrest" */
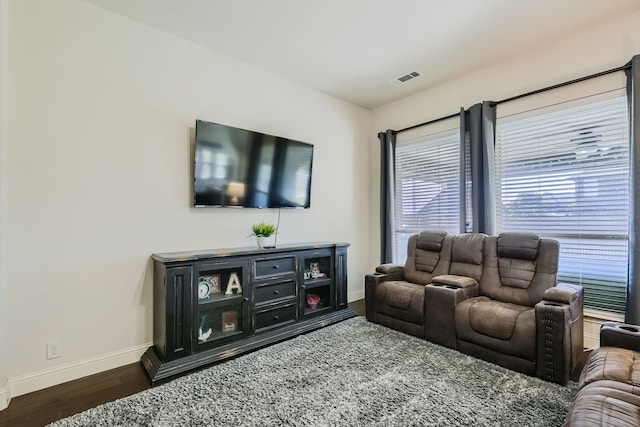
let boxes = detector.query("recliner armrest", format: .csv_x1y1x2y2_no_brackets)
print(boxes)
600,322,640,352
542,283,582,305
375,263,405,276
535,283,584,385
425,279,478,349
432,274,478,289
365,264,405,323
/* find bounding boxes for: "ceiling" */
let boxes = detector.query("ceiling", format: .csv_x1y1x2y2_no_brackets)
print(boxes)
83,0,640,110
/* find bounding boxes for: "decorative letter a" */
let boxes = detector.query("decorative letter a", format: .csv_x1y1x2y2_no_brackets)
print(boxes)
225,272,242,295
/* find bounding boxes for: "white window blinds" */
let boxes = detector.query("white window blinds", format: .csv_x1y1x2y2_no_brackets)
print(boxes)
495,72,630,314
394,119,460,263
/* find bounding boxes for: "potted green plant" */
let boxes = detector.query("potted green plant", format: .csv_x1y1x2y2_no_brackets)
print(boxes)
249,222,277,248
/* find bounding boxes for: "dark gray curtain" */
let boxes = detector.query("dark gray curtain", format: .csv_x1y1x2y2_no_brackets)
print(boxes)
461,102,497,234
626,54,640,324
379,130,396,264
459,108,468,232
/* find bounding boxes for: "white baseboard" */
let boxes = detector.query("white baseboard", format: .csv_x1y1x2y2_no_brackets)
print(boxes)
348,289,365,303
6,342,151,402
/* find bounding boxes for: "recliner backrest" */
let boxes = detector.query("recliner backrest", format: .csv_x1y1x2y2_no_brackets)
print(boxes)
448,233,486,282
403,231,452,285
480,232,559,306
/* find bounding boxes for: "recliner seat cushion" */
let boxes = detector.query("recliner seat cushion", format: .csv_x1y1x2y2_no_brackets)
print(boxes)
375,281,424,324
468,299,530,340
579,346,640,387
565,346,640,426
456,296,536,360
565,382,640,427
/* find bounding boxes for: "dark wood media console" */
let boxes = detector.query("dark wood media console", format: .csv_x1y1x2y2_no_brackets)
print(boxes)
141,242,355,384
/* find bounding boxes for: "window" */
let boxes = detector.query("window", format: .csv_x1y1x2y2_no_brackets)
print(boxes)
393,119,461,263
495,73,630,314
389,72,631,315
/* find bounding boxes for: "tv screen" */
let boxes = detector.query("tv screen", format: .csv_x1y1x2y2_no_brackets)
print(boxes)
193,119,314,208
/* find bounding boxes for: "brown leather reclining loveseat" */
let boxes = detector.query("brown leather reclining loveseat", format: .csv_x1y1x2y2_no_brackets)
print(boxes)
365,230,584,385
564,321,640,426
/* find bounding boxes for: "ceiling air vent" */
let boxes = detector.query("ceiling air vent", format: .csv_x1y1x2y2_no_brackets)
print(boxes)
390,71,422,86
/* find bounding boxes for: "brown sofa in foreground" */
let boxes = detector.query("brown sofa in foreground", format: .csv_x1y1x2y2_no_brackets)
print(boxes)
564,321,640,426
365,231,584,385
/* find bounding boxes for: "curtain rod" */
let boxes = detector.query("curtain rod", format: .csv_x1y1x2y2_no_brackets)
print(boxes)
394,62,631,135
395,112,459,134
495,63,631,105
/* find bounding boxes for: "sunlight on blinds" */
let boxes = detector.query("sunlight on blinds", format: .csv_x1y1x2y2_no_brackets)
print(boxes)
394,119,460,263
496,84,629,314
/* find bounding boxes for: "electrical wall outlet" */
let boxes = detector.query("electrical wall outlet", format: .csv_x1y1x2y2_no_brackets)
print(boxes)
46,341,61,360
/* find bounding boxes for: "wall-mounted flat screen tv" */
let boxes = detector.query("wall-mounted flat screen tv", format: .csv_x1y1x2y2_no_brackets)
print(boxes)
193,119,314,208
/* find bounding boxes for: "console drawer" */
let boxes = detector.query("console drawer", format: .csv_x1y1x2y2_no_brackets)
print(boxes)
254,256,296,279
255,304,296,331
254,280,296,305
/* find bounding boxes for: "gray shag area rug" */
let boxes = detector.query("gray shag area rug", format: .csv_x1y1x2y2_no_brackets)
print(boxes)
49,317,577,426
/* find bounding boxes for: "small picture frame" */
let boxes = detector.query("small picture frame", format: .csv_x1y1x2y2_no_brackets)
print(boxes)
200,274,221,294
222,310,238,332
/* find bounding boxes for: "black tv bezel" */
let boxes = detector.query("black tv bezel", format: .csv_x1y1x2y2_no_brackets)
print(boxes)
193,119,314,209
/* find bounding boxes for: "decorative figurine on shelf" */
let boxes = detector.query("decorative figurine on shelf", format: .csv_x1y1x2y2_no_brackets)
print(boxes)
198,315,212,342
310,262,323,279
306,293,320,309
225,272,243,295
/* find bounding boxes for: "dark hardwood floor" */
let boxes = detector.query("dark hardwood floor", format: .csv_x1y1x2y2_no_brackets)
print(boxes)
1,299,587,427
0,363,151,427
0,300,366,427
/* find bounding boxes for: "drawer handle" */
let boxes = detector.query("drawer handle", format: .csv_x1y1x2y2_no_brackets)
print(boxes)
274,315,280,320
273,290,280,295
272,264,279,269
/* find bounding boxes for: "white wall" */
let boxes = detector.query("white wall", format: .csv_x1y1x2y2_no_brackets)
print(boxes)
369,10,640,271
3,0,371,401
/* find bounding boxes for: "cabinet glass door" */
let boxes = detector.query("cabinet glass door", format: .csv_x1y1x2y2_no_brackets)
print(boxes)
300,250,334,317
194,262,248,349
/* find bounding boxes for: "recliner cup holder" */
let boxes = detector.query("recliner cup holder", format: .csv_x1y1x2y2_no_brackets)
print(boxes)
430,283,458,290
617,325,640,333
543,302,561,306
